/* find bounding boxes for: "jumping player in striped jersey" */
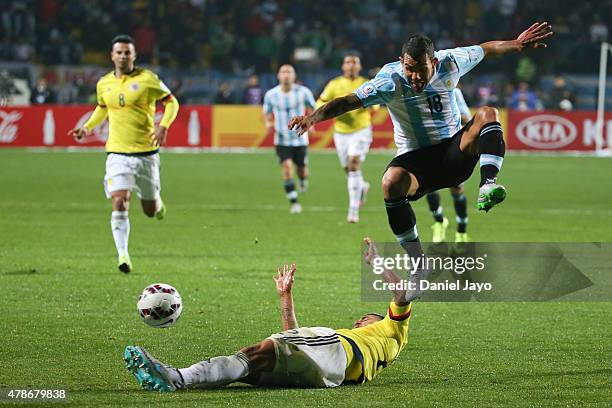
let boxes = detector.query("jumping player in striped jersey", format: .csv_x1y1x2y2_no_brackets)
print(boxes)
123,237,412,390
289,23,553,292
427,87,472,244
263,65,316,214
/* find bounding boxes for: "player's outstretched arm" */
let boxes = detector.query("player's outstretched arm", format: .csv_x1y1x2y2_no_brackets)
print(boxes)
68,105,108,140
274,263,299,330
151,95,179,147
363,237,409,306
481,21,553,56
288,94,362,136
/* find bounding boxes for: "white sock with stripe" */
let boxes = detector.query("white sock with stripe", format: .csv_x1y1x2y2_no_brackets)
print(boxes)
178,353,250,389
347,170,363,211
110,211,129,258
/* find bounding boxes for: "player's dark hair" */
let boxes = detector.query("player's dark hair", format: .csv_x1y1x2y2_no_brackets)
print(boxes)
343,50,361,60
401,34,435,60
365,313,384,320
111,34,135,49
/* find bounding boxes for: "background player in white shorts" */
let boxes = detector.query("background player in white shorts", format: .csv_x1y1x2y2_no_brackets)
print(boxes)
68,35,179,273
123,237,413,391
317,53,378,223
426,86,472,244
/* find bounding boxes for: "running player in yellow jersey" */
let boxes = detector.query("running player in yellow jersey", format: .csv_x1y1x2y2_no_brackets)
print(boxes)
68,35,179,273
317,52,377,223
123,237,412,391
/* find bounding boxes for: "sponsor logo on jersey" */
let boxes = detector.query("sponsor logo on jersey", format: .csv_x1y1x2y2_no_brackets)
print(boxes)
361,84,375,96
516,114,577,149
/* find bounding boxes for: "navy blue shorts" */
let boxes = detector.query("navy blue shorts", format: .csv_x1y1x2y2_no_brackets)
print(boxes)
275,145,308,167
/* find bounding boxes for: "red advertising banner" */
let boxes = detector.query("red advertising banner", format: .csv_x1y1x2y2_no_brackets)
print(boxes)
507,110,612,152
11,106,611,153
0,105,212,147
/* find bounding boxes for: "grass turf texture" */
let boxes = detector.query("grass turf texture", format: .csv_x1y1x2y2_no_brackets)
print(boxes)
0,149,610,407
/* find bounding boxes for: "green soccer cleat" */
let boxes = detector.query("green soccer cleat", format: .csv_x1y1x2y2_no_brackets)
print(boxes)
124,346,181,392
118,255,132,274
155,199,166,220
431,217,449,243
477,183,507,212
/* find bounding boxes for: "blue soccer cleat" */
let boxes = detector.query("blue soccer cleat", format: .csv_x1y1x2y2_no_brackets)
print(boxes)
124,346,182,392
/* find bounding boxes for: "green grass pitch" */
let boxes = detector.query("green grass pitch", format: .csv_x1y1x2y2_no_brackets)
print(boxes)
0,149,610,407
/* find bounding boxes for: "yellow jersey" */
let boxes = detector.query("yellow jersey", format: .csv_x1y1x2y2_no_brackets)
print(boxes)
336,302,412,383
317,76,373,134
95,68,172,154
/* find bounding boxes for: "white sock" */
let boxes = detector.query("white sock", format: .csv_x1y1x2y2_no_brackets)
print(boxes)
110,211,129,257
178,353,250,389
347,170,363,211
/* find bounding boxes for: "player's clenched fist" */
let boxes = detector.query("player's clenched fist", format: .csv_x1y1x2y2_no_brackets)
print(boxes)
68,127,87,140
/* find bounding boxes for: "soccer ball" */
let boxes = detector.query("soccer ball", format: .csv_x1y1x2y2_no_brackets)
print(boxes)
137,283,182,328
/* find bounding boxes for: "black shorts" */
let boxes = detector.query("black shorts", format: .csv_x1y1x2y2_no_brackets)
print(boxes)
275,145,308,167
386,123,478,201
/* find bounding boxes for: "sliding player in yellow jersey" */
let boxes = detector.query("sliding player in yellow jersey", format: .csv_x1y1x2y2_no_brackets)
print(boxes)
317,53,377,223
68,35,179,273
123,237,412,391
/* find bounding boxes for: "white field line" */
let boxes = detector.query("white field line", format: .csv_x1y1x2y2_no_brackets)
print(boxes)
1,201,611,216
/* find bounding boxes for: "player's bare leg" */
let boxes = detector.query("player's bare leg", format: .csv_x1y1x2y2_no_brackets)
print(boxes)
124,339,276,391
297,165,308,193
346,155,368,223
141,197,166,220
460,107,507,212
111,190,132,273
281,159,301,214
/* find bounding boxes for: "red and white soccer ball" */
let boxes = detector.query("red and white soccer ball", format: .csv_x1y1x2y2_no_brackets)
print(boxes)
137,283,182,328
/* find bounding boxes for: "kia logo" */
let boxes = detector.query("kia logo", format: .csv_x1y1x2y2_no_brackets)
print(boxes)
516,115,577,149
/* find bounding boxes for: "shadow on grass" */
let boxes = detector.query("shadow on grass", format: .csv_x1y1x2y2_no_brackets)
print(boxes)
2,268,40,275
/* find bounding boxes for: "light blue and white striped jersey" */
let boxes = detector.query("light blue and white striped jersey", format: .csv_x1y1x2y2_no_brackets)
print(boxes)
454,88,471,120
263,84,316,147
355,45,484,155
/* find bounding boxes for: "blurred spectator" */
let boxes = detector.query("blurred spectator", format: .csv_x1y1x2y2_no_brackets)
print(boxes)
242,74,263,105
168,78,184,102
501,83,515,108
515,56,536,83
510,82,537,111
133,21,156,63
589,15,608,43
546,75,575,111
476,83,498,107
0,70,17,105
30,78,55,104
215,82,234,104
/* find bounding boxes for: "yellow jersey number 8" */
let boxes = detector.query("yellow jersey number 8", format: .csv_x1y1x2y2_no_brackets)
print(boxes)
119,93,126,107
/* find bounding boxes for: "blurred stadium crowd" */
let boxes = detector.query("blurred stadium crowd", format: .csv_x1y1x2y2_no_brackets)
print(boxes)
1,0,610,108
